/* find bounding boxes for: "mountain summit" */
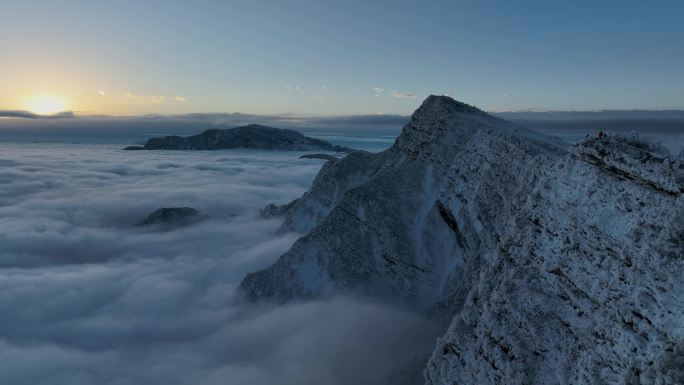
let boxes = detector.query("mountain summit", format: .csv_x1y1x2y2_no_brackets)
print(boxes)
240,95,684,384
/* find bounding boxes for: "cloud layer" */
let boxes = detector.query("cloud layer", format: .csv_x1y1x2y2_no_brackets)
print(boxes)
0,110,76,119
0,143,442,384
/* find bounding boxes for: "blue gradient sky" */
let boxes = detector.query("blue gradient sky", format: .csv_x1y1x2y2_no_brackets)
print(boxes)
2,0,683,115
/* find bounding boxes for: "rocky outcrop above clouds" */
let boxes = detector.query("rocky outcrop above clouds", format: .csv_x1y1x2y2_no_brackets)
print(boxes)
239,95,684,384
125,124,350,152
135,207,203,229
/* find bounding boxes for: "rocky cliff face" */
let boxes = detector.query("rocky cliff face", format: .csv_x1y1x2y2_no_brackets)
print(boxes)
128,124,349,152
239,96,684,384
426,142,683,385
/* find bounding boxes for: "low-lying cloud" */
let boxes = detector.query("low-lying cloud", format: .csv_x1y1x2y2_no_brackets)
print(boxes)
0,110,76,119
0,144,442,384
0,113,409,149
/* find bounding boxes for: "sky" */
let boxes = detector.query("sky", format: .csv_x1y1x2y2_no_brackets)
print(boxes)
1,0,683,116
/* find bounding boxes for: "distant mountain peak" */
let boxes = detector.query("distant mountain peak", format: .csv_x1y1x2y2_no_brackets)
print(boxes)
420,95,487,116
124,124,351,152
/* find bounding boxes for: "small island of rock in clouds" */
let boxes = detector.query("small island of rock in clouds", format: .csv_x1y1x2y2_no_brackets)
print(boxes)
2,1,684,384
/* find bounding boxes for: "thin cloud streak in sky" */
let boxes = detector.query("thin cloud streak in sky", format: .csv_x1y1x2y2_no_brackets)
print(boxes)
115,92,189,104
390,91,416,98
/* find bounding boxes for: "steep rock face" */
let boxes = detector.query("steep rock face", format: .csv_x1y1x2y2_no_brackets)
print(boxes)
426,151,683,385
239,95,683,384
241,96,567,307
128,124,350,152
574,138,683,196
262,150,391,234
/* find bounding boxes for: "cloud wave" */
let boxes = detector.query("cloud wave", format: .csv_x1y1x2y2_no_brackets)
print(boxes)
0,143,442,385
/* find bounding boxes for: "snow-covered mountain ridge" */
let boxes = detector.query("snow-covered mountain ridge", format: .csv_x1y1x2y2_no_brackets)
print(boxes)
240,95,684,384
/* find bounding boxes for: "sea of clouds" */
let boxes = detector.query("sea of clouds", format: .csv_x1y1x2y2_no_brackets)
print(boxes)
0,143,441,385
2,112,682,385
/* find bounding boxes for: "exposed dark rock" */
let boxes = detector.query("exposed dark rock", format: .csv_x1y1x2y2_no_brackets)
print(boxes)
135,207,202,229
574,136,683,196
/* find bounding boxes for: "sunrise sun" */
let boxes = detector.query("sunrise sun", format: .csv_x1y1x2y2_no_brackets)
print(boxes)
25,95,68,115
